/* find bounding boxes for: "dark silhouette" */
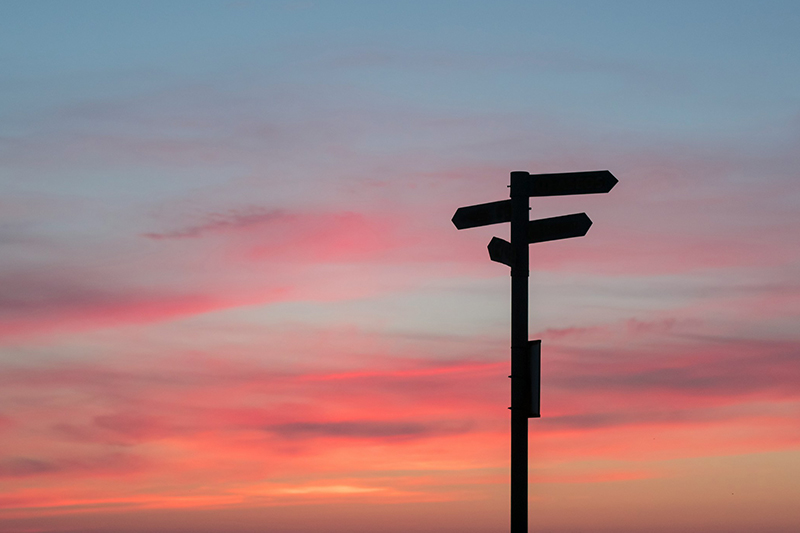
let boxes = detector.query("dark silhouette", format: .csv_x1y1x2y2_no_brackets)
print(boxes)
452,170,618,533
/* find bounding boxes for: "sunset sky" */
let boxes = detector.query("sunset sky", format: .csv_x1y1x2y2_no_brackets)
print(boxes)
1,1,799,532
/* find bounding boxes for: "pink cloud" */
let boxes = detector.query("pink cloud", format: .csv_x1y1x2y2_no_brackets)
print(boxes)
0,272,255,340
2,327,797,459
3,123,798,347
1,320,797,522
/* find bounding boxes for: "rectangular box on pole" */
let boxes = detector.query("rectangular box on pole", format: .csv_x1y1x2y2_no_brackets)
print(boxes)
528,340,541,419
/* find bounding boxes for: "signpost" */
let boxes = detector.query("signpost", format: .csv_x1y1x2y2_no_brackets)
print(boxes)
452,170,617,533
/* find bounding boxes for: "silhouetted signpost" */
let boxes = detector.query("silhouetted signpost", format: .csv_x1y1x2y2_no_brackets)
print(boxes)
452,170,617,533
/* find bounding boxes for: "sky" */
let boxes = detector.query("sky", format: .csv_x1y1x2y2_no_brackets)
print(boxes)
1,1,799,532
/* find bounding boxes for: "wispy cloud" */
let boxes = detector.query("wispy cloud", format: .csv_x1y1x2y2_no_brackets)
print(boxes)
0,453,146,479
142,208,295,240
0,271,232,339
267,420,472,440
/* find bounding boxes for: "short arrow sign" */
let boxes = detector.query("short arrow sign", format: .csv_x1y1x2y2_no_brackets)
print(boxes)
523,170,617,197
452,199,512,230
488,237,514,267
528,212,592,244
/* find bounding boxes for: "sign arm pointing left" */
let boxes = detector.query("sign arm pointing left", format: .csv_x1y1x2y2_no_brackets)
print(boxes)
451,199,512,230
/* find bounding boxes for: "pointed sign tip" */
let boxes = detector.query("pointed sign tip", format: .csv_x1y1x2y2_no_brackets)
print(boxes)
604,170,619,188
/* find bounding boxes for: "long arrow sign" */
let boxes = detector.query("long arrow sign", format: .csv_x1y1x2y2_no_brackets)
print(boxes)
528,212,592,243
523,170,617,197
452,199,511,230
487,213,592,266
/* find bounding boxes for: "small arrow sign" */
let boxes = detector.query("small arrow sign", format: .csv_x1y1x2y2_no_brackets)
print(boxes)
523,170,617,197
528,212,592,243
452,199,511,230
488,236,514,267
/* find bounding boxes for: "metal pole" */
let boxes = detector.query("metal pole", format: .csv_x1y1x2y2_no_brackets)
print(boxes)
509,171,529,533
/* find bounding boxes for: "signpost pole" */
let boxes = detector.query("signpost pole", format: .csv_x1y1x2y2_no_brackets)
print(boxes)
509,171,530,533
451,169,617,533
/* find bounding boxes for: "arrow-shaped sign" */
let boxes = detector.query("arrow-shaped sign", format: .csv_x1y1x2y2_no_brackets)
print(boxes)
527,212,592,243
452,199,512,230
520,170,617,197
488,213,592,266
488,236,514,267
